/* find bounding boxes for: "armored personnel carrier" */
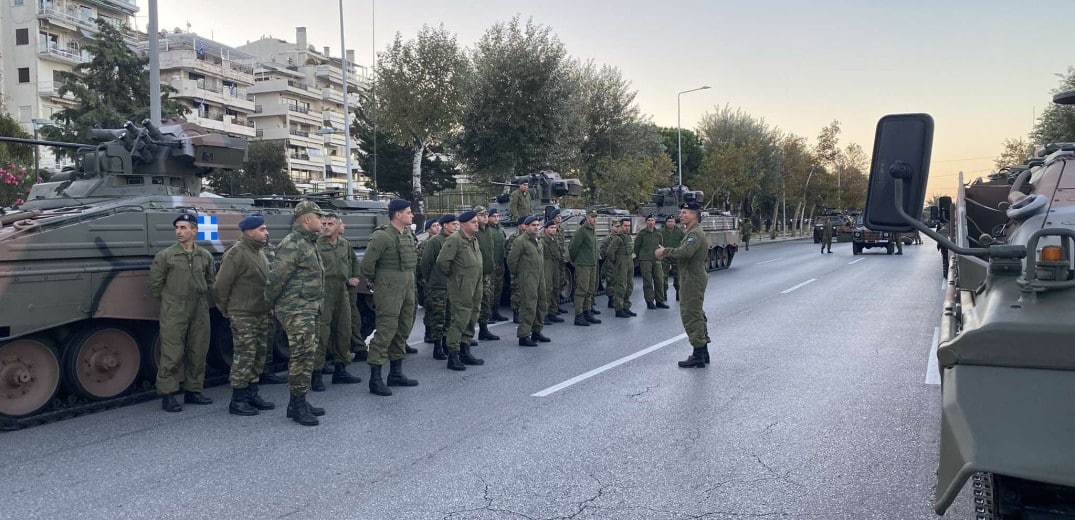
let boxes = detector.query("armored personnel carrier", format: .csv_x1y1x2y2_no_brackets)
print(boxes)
0,120,386,426
863,110,1075,518
640,185,739,270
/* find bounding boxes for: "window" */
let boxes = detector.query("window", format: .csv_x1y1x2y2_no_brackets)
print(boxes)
17,67,30,83
12,0,25,6
18,106,32,123
78,5,93,23
15,28,28,45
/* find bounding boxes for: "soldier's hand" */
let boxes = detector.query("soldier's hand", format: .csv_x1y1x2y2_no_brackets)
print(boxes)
347,277,360,287
655,246,666,259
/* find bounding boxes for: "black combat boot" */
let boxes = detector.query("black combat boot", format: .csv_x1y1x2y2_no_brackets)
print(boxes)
518,335,538,347
546,313,564,323
229,387,258,416
447,350,467,370
433,338,448,360
161,393,182,412
607,297,615,308
424,329,434,343
332,363,362,384
469,339,478,347
491,310,508,322
703,346,711,364
368,364,393,396
512,310,520,323
590,307,601,315
260,370,288,385
557,305,568,315
459,344,485,365
305,398,325,416
615,309,631,318
184,391,213,405
626,309,637,317
574,314,591,326
405,344,419,354
286,394,319,426
655,301,670,309
246,383,275,410
677,347,707,368
311,370,326,392
584,311,602,324
531,331,551,343
479,325,500,341
646,301,656,309
387,359,419,387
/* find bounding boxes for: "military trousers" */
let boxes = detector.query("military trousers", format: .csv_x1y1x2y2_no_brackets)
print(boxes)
573,265,597,314
612,263,633,311
446,275,482,351
228,313,270,389
368,270,417,366
424,287,450,342
348,286,367,352
821,236,832,251
279,311,318,396
545,260,561,315
491,261,505,316
509,267,520,312
662,259,679,299
678,278,711,349
517,273,547,338
479,272,495,326
156,297,210,395
318,281,352,368
639,260,664,303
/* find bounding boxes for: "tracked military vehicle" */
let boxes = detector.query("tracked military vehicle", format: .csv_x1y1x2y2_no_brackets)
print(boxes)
863,109,1075,518
0,120,386,426
640,185,738,271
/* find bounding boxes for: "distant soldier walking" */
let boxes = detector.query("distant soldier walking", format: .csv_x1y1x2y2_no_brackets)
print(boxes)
437,210,486,370
509,216,550,346
635,215,668,309
420,214,457,360
213,214,275,416
656,202,712,368
570,210,602,326
509,180,534,221
474,206,501,342
894,232,904,255
821,217,833,254
660,216,685,301
265,201,326,425
361,199,420,395
608,217,636,318
315,212,363,389
740,218,753,251
150,213,215,413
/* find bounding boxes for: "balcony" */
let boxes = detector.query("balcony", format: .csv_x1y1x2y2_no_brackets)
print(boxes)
38,2,139,41
186,113,256,137
155,47,255,85
321,87,344,105
169,79,254,111
37,81,77,102
87,0,138,15
289,129,310,138
38,43,89,64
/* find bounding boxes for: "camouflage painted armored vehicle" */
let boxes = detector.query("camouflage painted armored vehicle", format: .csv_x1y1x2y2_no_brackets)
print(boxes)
0,120,385,425
863,110,1075,518
640,185,738,270
850,214,896,255
490,170,584,226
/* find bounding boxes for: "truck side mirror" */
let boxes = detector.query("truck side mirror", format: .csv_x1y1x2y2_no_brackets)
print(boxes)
863,113,934,231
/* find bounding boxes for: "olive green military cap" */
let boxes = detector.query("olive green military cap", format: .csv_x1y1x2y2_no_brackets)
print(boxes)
473,205,487,215
294,200,325,216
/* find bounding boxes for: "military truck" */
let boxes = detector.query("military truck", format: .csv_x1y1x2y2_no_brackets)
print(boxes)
0,120,386,426
850,214,896,255
639,185,739,270
863,109,1075,518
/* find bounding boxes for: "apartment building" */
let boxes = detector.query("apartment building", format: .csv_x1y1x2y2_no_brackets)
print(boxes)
238,27,370,193
0,0,138,169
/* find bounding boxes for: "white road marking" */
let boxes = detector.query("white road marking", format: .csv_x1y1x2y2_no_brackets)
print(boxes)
925,326,941,385
848,258,865,265
532,333,688,397
756,258,783,265
780,278,817,294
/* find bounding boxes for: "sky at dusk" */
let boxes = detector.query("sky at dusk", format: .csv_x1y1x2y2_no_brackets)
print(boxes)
140,0,1074,197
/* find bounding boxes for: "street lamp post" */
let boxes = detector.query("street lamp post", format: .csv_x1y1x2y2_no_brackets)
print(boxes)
677,86,710,188
31,119,51,177
338,0,355,199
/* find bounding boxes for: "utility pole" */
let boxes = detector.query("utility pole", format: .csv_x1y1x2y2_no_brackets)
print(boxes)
148,0,160,125
338,0,355,199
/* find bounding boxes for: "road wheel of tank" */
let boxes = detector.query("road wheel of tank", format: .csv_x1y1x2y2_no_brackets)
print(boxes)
886,243,895,255
0,336,60,418
205,310,233,371
271,316,291,362
63,325,141,400
144,331,185,385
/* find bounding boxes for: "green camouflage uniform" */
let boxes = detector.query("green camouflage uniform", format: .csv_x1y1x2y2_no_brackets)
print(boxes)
265,226,325,396
607,232,634,311
634,227,664,304
664,222,711,350
569,221,598,315
821,219,833,252
540,231,561,317
509,189,533,221
488,222,507,314
317,235,358,368
476,222,496,326
420,231,452,342
149,242,215,395
437,230,483,351
660,225,685,298
213,235,271,390
361,224,418,366
509,233,546,338
740,219,753,250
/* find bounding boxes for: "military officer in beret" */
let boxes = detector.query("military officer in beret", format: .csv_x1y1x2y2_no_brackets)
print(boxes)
509,215,550,346
420,213,457,360
474,206,501,342
266,201,326,425
540,218,564,324
361,199,421,395
150,213,216,412
570,209,601,326
213,214,275,416
437,210,486,370
656,202,712,368
635,214,668,309
486,208,509,322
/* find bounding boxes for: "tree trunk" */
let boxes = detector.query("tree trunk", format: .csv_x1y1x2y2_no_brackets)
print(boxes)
411,139,427,229
770,204,778,240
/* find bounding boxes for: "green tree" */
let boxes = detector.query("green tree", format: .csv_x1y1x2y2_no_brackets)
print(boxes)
994,137,1034,169
458,16,582,184
375,24,469,210
659,127,704,187
42,19,182,157
205,140,298,196
695,105,782,214
592,154,673,212
0,112,32,166
1032,67,1075,144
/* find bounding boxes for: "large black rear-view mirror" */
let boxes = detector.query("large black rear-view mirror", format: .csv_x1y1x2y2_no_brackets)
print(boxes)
863,113,934,231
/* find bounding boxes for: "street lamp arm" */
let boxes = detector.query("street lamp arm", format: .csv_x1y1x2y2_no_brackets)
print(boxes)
676,85,711,187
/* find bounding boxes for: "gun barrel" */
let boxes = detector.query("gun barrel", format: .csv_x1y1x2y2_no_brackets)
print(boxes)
0,135,85,149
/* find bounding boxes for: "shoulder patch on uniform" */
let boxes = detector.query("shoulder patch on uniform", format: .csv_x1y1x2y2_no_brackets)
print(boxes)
686,236,695,245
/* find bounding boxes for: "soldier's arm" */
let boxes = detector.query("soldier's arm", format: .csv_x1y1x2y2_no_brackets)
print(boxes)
665,231,703,261
360,232,386,283
202,249,216,288
148,251,167,300
436,238,458,276
420,240,437,281
212,248,238,315
507,238,523,274
265,240,298,307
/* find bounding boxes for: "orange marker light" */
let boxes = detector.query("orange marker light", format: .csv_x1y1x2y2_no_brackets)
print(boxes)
1040,245,1064,262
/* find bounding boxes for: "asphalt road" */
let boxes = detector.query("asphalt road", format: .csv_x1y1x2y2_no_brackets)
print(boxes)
0,237,979,519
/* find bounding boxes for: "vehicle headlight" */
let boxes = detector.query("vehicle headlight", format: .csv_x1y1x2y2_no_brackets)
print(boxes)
853,232,862,238
882,232,890,238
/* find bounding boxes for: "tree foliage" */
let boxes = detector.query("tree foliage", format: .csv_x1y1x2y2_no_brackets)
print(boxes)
1032,67,1075,144
592,154,673,212
695,105,782,214
0,112,32,167
658,127,703,187
994,137,1034,169
204,140,298,196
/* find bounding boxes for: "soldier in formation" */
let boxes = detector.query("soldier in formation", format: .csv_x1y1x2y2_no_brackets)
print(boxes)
740,218,753,251
607,217,636,318
660,216,685,301
213,214,275,416
509,180,534,222
506,217,525,323
656,202,712,369
150,213,216,413
634,215,668,310
550,210,569,316
600,220,616,310
474,206,501,342
569,210,602,326
508,216,551,347
540,218,564,324
436,210,486,370
821,217,833,254
314,212,363,390
421,214,457,360
265,201,327,426
416,218,441,344
486,209,509,322
360,199,420,396
342,219,370,363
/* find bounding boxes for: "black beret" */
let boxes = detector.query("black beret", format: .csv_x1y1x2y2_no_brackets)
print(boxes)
458,210,477,223
173,213,198,227
488,208,499,216
681,202,702,211
548,208,561,219
424,219,437,231
522,215,539,226
388,199,411,213
665,215,676,221
646,214,656,220
543,219,557,229
238,214,265,230
438,214,457,225
517,216,528,226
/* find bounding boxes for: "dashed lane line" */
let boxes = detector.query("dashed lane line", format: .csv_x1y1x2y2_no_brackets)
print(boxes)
780,278,817,294
925,326,941,385
532,333,688,397
848,258,865,265
756,258,784,265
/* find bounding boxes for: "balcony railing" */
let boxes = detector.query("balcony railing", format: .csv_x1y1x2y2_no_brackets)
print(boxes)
38,43,89,64
287,104,310,114
289,129,310,138
289,153,311,161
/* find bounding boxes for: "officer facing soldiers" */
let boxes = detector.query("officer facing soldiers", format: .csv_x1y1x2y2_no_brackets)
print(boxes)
509,216,551,347
608,217,637,318
540,218,564,324
509,180,534,221
265,201,326,426
474,206,501,341
635,215,668,310
657,202,713,369
361,199,420,395
315,212,363,390
420,214,457,361
150,213,215,412
213,214,275,416
660,216,685,301
437,210,487,370
570,210,601,326
486,208,508,322
417,218,441,344
821,217,834,254
740,218,753,251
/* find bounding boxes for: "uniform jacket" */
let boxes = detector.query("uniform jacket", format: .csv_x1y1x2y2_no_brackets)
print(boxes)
266,227,324,314
509,190,533,220
212,235,269,316
488,223,506,263
318,235,359,284
476,223,496,276
149,242,215,303
569,221,598,266
665,223,707,278
437,230,483,282
361,224,418,283
608,233,633,274
660,226,686,250
420,231,451,290
634,228,663,261
508,234,544,289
